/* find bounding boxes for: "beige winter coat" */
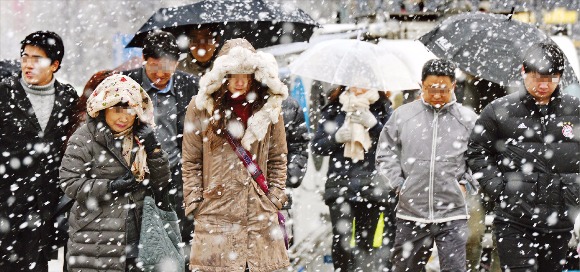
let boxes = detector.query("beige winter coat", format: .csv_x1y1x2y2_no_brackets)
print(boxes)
182,38,290,272
182,100,289,271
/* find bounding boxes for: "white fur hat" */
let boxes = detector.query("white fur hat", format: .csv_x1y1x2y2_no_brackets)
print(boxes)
196,38,288,149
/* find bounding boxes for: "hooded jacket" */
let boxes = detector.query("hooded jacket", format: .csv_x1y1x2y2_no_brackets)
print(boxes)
182,39,290,272
467,88,580,232
311,95,392,204
376,98,478,223
60,118,170,271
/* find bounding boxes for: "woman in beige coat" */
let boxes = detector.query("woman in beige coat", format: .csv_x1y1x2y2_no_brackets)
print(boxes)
182,39,290,272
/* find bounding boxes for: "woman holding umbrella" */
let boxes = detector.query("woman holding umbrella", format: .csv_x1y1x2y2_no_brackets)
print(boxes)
311,84,394,271
59,74,171,271
181,38,290,271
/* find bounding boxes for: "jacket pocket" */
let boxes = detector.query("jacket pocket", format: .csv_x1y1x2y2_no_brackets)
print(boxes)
202,183,226,199
503,173,537,213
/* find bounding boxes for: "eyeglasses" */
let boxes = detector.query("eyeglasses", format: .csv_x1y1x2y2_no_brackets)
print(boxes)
110,105,136,116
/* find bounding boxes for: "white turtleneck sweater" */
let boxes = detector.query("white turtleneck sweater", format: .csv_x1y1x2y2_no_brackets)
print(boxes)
20,75,55,132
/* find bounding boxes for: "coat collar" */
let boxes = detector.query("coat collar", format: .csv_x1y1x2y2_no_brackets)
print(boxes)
518,85,562,115
87,117,131,171
6,75,73,134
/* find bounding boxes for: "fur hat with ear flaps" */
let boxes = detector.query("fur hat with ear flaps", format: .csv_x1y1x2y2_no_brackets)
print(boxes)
196,38,288,150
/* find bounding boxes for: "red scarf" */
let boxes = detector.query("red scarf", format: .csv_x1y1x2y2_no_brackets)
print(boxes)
227,92,252,125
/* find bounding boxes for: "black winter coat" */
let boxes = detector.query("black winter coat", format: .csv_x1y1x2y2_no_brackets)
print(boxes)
467,88,580,232
0,75,80,250
311,96,392,205
282,97,310,188
121,68,198,150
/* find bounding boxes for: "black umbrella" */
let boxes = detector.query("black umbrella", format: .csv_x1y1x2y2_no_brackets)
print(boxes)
419,12,578,87
126,0,318,49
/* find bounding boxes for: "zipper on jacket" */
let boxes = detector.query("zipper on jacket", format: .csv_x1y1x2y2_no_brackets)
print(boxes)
429,111,439,220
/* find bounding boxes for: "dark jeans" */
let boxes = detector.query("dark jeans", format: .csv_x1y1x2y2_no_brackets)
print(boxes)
391,219,468,272
328,200,395,272
0,227,48,272
494,221,571,272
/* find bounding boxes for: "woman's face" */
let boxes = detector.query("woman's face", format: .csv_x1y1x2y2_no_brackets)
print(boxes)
350,86,369,96
104,105,137,133
226,74,252,96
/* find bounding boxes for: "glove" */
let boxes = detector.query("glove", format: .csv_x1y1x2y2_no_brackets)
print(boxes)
108,172,143,194
335,126,352,143
350,110,378,128
134,124,160,154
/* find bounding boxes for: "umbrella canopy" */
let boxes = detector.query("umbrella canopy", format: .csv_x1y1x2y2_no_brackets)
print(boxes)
378,39,437,85
126,0,318,49
288,39,418,92
419,12,578,87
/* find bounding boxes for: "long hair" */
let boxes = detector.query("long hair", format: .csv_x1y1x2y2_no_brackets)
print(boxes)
327,85,389,104
206,76,269,150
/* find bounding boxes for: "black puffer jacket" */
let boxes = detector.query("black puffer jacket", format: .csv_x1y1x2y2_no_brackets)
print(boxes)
467,88,580,232
311,96,392,205
282,97,310,188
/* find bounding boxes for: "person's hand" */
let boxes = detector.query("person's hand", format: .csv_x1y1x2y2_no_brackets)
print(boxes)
134,124,160,154
350,110,377,128
459,184,467,197
108,172,143,194
335,127,352,143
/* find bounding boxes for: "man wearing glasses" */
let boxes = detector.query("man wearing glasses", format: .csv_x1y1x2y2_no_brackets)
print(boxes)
376,59,478,272
0,31,81,271
467,42,580,272
121,31,198,258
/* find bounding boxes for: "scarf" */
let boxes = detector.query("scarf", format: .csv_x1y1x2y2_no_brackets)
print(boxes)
338,89,380,162
113,127,148,182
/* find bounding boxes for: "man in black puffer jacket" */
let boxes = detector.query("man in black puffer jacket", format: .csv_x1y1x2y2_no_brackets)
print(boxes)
467,42,580,272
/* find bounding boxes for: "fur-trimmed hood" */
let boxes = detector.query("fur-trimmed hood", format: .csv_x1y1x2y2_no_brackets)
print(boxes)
195,38,288,149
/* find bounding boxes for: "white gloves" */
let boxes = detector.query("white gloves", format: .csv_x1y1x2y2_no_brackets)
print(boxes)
335,126,352,143
350,110,377,128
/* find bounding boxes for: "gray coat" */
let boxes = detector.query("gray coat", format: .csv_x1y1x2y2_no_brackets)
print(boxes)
59,118,170,271
375,99,477,223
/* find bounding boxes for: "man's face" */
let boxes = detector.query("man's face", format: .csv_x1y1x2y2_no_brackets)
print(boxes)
523,71,560,105
189,29,218,63
144,57,178,90
20,45,59,86
421,75,455,108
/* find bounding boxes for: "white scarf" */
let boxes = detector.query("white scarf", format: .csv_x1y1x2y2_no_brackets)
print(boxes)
338,89,380,162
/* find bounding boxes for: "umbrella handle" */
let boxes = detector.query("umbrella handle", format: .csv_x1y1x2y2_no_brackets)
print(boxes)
507,7,515,21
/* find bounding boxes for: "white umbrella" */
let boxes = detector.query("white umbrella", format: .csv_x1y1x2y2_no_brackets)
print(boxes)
288,39,418,91
378,39,437,85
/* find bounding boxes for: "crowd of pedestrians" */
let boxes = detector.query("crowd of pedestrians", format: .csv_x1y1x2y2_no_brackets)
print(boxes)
0,24,579,272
